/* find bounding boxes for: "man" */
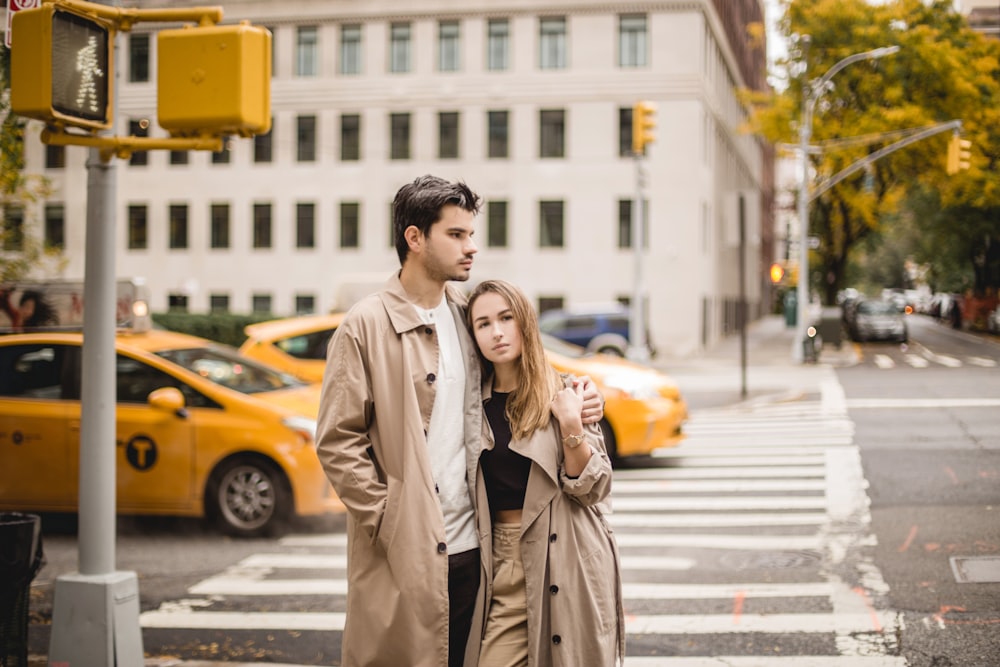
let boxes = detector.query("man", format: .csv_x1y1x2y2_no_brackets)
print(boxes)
316,175,602,667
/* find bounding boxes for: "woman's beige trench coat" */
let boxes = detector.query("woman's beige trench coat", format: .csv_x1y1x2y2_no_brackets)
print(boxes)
474,383,626,667
315,274,487,667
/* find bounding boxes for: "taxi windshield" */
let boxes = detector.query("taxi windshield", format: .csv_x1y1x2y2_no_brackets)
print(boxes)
156,346,305,394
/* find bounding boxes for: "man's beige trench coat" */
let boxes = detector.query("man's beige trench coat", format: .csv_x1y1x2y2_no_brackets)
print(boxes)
315,274,487,667
474,382,626,667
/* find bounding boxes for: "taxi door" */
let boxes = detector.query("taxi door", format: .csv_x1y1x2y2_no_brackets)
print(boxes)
0,343,78,510
109,354,196,512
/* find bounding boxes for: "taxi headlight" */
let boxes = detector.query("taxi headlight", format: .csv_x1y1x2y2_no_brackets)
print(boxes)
601,374,660,400
283,416,318,445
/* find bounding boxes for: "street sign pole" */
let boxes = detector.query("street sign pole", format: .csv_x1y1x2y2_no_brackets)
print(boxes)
47,4,145,663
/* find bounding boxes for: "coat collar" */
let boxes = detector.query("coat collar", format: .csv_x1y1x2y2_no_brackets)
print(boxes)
379,271,470,335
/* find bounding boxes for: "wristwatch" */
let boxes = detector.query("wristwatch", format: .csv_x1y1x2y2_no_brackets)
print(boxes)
561,432,586,448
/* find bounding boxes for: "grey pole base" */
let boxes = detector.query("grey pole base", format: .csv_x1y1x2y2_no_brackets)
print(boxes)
48,571,144,667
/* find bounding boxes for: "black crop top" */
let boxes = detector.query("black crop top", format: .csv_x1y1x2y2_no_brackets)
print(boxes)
482,392,532,513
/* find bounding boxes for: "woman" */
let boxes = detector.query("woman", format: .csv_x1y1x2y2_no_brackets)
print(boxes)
467,279,625,667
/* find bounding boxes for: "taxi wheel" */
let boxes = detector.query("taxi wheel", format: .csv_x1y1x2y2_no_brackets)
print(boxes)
207,456,292,538
598,419,619,468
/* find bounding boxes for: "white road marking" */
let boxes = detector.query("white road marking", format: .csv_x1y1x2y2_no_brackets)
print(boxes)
846,398,1000,409
873,354,894,369
903,354,929,368
609,512,826,528
967,356,997,368
623,658,908,666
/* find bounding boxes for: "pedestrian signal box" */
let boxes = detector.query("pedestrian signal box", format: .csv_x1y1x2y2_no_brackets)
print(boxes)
158,22,272,138
10,4,114,130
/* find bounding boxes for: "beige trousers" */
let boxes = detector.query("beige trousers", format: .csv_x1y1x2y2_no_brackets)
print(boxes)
479,522,529,667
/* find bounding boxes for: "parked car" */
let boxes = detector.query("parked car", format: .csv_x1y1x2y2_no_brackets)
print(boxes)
849,299,908,343
537,304,655,358
240,313,345,384
0,328,343,537
988,305,1000,334
240,315,687,464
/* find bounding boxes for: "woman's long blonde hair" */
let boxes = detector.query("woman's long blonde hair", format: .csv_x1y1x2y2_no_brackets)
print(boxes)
467,280,562,440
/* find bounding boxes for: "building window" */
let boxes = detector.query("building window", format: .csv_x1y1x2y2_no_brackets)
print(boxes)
538,296,564,314
2,206,24,251
127,205,147,250
45,145,65,169
618,14,647,68
44,204,65,250
619,107,633,157
341,114,361,161
169,150,188,165
487,200,508,248
211,141,231,164
340,24,362,75
618,198,648,248
128,33,150,83
168,294,189,312
390,113,411,160
296,26,319,76
295,294,315,314
389,23,411,73
439,112,459,159
487,110,509,159
340,202,360,248
486,19,509,71
539,200,564,248
296,203,316,249
252,294,272,314
539,17,566,70
253,203,272,249
297,115,317,162
539,109,565,158
254,123,273,163
210,204,230,249
438,21,460,72
128,119,148,166
168,204,188,249
209,294,230,313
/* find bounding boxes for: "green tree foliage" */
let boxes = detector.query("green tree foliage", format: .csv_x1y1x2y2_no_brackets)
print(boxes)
744,0,1000,304
1,46,62,283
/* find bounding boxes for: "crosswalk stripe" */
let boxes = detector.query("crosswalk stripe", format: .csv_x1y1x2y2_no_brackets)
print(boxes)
612,466,824,480
904,354,929,368
139,609,896,636
614,478,826,493
967,356,997,367
612,496,826,512
190,578,833,600
873,354,894,369
608,512,826,528
925,351,962,367
845,397,1000,409
650,453,826,466
623,658,908,666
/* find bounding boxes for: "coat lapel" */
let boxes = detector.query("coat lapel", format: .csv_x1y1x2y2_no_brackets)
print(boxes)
511,425,561,535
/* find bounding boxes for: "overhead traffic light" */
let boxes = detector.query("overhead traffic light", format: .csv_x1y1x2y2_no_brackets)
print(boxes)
945,134,972,175
158,22,272,138
10,4,114,130
632,100,657,155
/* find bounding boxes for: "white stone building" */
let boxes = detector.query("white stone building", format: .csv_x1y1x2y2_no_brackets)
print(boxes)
16,0,774,358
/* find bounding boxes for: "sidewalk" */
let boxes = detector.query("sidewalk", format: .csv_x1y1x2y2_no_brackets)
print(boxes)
653,314,859,412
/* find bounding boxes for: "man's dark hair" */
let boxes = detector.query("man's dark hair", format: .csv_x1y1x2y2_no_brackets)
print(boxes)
392,175,481,264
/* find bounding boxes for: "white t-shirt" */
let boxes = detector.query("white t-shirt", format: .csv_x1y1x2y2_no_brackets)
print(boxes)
413,298,478,555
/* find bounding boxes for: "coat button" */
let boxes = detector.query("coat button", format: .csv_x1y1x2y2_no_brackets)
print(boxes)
552,635,561,645
549,585,559,595
427,373,436,383
424,327,433,335
549,533,557,543
437,542,447,553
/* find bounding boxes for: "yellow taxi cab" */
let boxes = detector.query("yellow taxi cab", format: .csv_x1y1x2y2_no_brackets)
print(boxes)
239,314,687,463
0,326,344,537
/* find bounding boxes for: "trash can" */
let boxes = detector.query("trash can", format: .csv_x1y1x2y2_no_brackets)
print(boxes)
783,291,797,327
817,306,843,349
0,513,45,667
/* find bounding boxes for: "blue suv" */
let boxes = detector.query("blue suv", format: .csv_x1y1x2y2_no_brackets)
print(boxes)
538,305,654,357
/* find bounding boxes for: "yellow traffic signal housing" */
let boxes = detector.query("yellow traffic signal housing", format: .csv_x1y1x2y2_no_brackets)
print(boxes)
632,100,657,155
946,135,972,175
158,22,272,138
769,262,785,285
10,4,115,130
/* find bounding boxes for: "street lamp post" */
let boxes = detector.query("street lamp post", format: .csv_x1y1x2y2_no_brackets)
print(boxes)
793,45,900,362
